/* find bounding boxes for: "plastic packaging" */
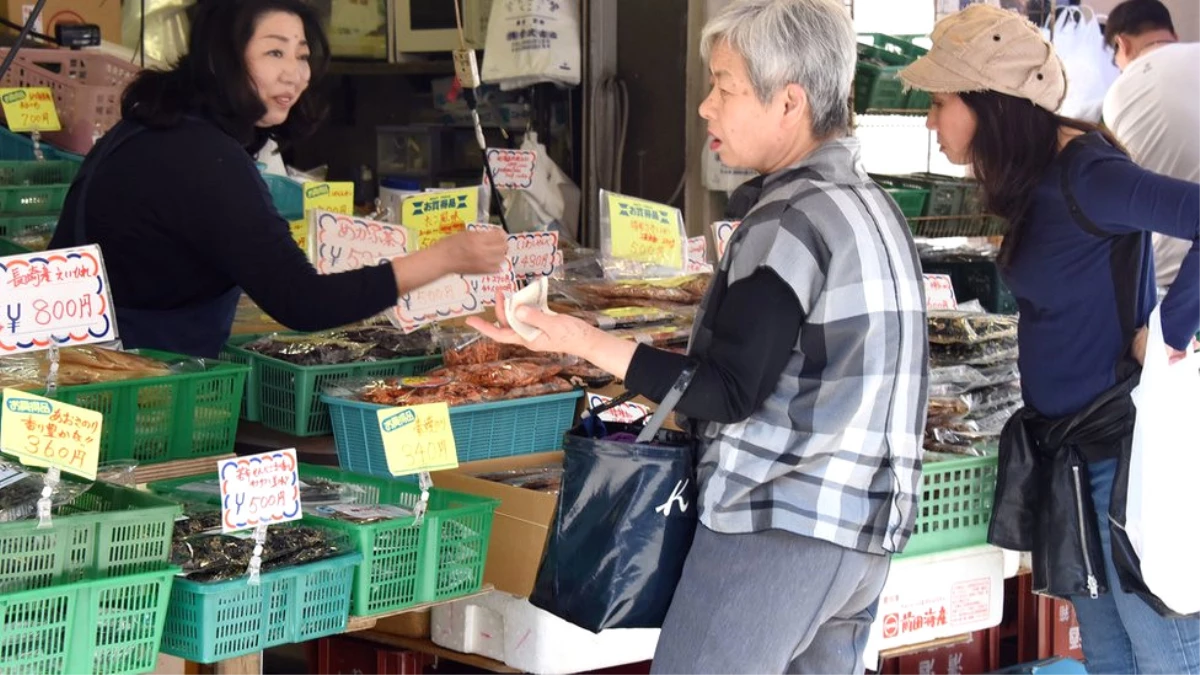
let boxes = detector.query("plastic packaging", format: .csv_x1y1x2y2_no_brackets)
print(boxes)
927,310,1018,345
598,189,689,280
930,335,1019,367
0,461,95,523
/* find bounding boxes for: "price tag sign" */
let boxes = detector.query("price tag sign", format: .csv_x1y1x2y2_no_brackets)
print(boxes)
1,389,102,480
402,187,480,249
711,220,741,260
485,148,537,189
686,236,712,274
924,274,958,310
0,245,117,355
605,193,686,270
218,449,302,533
586,392,652,425
310,210,410,274
303,182,354,216
0,87,62,132
507,231,559,279
377,403,459,476
290,219,308,252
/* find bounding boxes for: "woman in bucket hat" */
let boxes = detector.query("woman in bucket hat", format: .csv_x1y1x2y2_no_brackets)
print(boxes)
902,5,1199,674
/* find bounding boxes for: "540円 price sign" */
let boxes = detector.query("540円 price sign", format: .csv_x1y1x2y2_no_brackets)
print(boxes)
377,403,459,476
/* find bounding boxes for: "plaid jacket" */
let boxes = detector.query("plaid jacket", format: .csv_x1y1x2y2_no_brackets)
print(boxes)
689,138,929,555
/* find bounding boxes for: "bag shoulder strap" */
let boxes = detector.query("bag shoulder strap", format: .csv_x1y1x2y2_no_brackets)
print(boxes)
1059,135,1111,239
635,365,698,443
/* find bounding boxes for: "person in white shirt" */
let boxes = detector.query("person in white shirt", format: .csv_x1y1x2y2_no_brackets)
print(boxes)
1102,0,1200,293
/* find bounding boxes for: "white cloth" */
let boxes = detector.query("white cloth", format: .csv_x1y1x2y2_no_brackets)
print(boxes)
1103,42,1200,289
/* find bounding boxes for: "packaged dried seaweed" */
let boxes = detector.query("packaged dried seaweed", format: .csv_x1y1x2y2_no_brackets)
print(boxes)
172,524,352,582
0,462,95,523
965,382,1023,420
930,335,1019,367
928,311,1018,345
243,334,373,366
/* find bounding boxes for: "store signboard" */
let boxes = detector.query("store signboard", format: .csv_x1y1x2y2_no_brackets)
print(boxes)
0,245,117,355
310,210,411,274
218,449,302,534
377,402,459,476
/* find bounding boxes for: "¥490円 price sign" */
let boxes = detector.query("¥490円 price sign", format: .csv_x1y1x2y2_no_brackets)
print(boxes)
218,449,302,533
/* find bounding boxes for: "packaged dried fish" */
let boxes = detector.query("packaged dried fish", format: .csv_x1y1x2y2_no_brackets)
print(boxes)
930,335,1018,367
570,306,678,330
243,335,372,366
927,395,971,422
965,382,1023,420
436,329,503,367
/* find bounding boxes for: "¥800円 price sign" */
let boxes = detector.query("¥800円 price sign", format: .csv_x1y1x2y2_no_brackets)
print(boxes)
218,449,302,533
0,246,117,355
377,403,459,476
1,389,102,480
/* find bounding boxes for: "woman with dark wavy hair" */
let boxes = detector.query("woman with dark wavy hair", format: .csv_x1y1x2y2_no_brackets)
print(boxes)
902,5,1199,674
50,0,506,358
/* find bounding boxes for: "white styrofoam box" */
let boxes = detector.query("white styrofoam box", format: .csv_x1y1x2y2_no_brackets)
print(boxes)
432,590,660,674
864,545,1006,667
1003,548,1033,579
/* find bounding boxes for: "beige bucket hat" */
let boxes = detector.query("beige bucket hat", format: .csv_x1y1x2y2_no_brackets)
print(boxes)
899,4,1067,112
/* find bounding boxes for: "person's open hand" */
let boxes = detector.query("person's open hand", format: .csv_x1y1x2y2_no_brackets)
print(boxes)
466,291,597,356
431,229,508,275
1132,326,1197,366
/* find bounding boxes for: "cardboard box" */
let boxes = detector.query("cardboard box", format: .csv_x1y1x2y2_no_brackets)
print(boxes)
2,0,121,44
374,608,431,639
864,545,1006,667
434,452,562,598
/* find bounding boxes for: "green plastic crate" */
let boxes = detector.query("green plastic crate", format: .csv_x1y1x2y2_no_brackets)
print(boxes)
873,176,930,219
0,182,70,214
0,236,30,256
159,551,361,664
0,159,78,186
222,334,442,437
899,454,998,558
263,174,303,221
323,390,584,477
854,34,928,114
0,481,181,594
0,565,178,675
11,349,250,465
151,464,500,617
922,258,1019,314
0,212,58,243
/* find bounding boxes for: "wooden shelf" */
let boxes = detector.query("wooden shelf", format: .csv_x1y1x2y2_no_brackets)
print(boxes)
328,60,455,76
351,632,521,673
344,585,495,633
133,454,235,484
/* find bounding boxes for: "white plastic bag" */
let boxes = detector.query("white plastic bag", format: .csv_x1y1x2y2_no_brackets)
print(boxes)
482,0,581,90
702,141,759,194
1042,7,1120,121
1127,305,1200,615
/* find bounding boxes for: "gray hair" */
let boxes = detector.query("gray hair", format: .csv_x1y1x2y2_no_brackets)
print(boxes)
701,0,857,138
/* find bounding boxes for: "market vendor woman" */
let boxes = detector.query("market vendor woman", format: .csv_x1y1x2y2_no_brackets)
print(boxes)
49,0,505,358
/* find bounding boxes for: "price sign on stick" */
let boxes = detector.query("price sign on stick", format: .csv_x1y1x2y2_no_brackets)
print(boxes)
923,274,958,311
1,389,101,480
485,149,537,189
0,88,62,132
218,449,302,533
377,403,459,476
711,221,741,260
303,182,354,216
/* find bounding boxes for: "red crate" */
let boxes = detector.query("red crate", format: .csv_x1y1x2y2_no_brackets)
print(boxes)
875,629,999,674
1038,597,1085,662
314,635,433,675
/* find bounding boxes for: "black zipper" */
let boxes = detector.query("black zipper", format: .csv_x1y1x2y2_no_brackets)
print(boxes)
1071,465,1100,599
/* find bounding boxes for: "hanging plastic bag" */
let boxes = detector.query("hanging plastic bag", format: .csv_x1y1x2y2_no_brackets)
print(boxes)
1042,7,1120,122
1126,305,1200,615
530,369,698,632
482,0,582,90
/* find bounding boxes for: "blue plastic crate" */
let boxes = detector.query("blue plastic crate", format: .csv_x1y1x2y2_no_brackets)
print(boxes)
262,174,303,221
159,552,361,664
0,127,83,163
321,390,583,477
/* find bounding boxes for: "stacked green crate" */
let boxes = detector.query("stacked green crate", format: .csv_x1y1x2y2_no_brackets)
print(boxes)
0,127,81,254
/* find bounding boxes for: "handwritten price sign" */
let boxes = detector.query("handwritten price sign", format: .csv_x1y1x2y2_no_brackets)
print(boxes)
711,221,740,261
507,231,559,279
1,390,102,480
686,236,712,274
0,87,61,132
485,148,537,189
377,403,459,476
218,449,302,533
0,246,116,355
402,187,482,249
605,192,686,271
303,182,354,216
311,210,410,274
923,274,958,311
586,392,652,425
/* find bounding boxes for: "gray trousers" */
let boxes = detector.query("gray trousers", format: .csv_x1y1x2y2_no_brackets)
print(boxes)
650,526,891,675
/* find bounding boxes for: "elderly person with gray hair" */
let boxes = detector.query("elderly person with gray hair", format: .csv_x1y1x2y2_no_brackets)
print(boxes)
469,1,928,671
